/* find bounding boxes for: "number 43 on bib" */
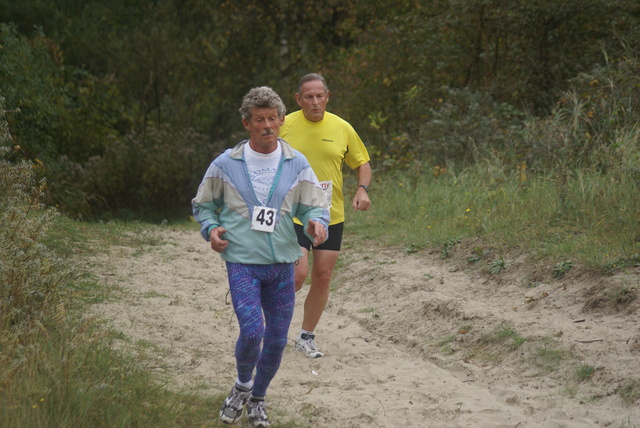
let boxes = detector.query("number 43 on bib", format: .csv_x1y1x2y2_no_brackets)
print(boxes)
251,206,277,232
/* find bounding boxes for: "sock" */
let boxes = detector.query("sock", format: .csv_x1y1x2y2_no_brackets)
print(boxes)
299,329,314,339
236,378,254,390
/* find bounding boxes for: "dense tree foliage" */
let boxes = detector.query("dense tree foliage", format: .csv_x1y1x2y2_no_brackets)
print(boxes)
1,0,639,218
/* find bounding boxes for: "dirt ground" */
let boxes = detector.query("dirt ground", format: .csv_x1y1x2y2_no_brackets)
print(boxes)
85,228,640,428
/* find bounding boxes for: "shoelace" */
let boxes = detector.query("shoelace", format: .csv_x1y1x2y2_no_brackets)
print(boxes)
250,401,267,419
228,388,249,407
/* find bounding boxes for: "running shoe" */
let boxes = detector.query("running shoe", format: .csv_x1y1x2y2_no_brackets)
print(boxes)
219,383,251,424
246,396,270,427
294,332,324,358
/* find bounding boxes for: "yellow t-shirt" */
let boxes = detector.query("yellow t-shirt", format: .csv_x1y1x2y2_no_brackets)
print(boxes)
280,110,370,225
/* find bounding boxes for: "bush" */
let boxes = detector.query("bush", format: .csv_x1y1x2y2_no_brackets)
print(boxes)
369,86,526,171
416,87,525,165
0,99,73,332
0,23,67,160
514,57,640,173
43,124,225,219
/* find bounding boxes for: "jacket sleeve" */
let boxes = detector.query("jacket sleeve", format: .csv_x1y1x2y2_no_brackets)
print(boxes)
294,165,330,241
192,163,225,242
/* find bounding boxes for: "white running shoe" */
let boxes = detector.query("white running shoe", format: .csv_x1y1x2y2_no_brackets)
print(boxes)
294,333,324,358
219,383,251,424
246,396,270,427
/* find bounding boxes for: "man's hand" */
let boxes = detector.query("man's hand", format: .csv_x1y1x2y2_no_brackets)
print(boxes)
353,162,372,212
306,219,327,247
352,186,371,211
209,227,229,253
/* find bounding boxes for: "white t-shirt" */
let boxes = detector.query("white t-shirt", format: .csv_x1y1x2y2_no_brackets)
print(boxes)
244,141,282,205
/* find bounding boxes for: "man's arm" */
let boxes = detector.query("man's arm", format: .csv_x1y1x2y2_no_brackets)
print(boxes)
352,162,372,211
192,164,225,241
294,162,331,241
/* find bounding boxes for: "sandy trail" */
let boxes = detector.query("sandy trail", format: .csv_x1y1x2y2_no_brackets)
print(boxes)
86,229,639,427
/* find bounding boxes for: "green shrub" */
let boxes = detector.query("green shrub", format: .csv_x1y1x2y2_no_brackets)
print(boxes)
74,124,224,219
0,23,67,160
415,87,524,166
367,86,525,171
0,99,73,331
515,57,640,172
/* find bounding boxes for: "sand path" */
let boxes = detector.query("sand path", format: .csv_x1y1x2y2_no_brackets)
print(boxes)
86,229,640,427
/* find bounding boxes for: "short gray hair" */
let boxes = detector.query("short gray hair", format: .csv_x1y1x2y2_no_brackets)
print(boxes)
296,73,329,94
239,86,286,120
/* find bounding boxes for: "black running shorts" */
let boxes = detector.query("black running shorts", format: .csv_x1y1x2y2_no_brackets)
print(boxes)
294,222,344,251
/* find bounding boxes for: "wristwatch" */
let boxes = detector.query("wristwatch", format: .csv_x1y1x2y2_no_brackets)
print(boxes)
358,184,369,193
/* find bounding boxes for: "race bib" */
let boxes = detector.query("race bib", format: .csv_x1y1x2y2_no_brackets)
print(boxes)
251,206,277,233
319,180,333,208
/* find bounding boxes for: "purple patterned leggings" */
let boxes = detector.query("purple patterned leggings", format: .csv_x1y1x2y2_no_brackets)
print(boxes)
225,262,295,398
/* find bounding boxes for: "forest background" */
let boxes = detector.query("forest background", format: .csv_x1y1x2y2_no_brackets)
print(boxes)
2,0,639,221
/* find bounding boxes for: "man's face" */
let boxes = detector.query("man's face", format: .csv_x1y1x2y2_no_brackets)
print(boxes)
242,107,284,154
295,80,329,122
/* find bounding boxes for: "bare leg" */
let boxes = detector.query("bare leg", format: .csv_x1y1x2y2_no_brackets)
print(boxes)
301,249,339,332
294,248,309,292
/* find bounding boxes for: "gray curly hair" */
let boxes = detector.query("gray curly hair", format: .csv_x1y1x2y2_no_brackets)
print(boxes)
239,86,286,120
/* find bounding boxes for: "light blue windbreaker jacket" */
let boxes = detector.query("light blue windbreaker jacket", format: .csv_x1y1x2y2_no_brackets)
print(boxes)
192,139,330,264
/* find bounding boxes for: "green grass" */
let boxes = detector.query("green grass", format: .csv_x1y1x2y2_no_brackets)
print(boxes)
465,325,527,365
575,364,598,382
41,215,180,256
345,158,640,272
358,307,380,319
531,343,574,375
0,318,220,428
552,260,574,278
619,380,640,406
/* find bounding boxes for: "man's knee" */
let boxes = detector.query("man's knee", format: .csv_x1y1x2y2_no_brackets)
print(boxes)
238,329,264,350
294,275,306,292
317,266,334,281
310,270,333,292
